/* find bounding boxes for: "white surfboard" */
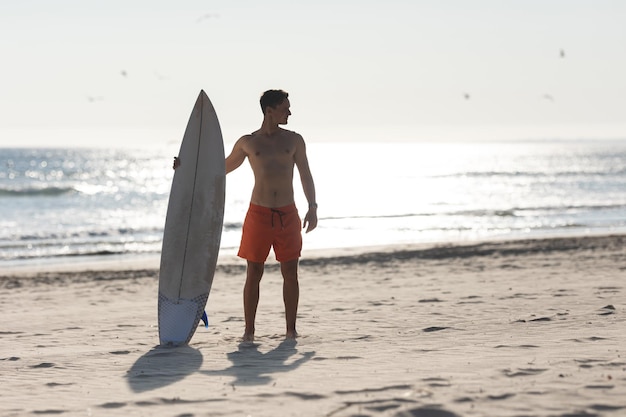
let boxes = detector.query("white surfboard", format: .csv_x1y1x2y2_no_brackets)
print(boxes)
158,90,225,346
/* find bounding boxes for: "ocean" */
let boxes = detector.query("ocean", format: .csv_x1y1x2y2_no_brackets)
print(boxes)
1,139,625,268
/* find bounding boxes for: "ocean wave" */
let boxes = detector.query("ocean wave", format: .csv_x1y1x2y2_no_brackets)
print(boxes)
224,222,243,231
499,203,626,215
0,223,243,251
433,169,626,178
0,247,132,262
322,203,626,221
0,233,164,261
0,226,164,245
0,186,77,197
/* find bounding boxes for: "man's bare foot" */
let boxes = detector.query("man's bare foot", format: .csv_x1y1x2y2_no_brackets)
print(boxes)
242,332,254,342
286,330,298,340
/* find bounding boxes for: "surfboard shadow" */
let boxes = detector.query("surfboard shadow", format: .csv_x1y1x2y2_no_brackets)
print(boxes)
201,339,315,386
126,345,203,393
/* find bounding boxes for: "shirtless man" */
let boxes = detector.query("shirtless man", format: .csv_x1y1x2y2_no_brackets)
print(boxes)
174,90,317,342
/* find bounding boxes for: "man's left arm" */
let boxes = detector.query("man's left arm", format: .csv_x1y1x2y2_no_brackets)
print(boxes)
294,135,317,233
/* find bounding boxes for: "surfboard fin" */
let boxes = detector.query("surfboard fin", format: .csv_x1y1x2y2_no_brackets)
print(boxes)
201,311,209,328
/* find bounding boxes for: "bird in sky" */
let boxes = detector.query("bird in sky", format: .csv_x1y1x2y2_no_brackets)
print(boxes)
197,12,220,23
154,71,170,81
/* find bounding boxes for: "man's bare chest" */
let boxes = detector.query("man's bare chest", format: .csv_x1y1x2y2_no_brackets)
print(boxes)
246,139,295,160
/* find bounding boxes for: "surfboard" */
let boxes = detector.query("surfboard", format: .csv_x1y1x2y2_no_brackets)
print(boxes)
158,90,225,346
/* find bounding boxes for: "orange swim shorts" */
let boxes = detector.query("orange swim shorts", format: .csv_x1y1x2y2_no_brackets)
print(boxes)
238,203,302,263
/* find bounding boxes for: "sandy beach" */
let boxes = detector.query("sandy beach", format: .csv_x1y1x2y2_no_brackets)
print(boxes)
1,234,625,417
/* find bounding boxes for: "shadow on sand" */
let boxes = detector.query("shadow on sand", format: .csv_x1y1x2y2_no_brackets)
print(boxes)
201,339,315,386
126,345,203,393
126,339,314,392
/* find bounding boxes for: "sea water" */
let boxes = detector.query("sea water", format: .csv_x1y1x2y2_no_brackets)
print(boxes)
1,139,625,267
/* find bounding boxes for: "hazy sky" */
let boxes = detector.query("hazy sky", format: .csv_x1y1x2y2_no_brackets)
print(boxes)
1,0,625,146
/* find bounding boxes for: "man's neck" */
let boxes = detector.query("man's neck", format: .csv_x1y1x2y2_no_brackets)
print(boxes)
259,120,281,136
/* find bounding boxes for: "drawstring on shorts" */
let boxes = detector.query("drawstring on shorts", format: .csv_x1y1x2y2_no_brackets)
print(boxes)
270,208,286,230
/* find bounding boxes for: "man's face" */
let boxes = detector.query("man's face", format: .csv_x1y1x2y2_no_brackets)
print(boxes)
271,99,291,125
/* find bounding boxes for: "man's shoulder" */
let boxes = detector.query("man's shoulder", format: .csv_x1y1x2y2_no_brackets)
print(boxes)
236,133,255,144
280,128,304,141
279,127,299,135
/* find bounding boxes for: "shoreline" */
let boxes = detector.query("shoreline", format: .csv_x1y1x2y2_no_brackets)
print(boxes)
2,232,624,282
4,228,626,273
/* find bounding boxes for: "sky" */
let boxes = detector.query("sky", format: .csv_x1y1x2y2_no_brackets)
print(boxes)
1,0,625,147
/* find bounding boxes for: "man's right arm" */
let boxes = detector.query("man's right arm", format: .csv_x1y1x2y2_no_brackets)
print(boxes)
174,136,248,172
225,137,248,174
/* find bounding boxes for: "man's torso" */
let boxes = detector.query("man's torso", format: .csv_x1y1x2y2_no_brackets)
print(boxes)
241,129,300,208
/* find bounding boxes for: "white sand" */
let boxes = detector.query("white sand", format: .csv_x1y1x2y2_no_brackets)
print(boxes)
1,235,625,417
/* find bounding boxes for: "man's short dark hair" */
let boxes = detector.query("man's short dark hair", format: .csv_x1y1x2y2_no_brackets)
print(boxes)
260,90,289,114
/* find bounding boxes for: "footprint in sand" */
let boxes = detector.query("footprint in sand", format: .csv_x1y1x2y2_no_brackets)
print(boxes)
396,406,460,417
423,379,451,388
418,298,444,303
598,305,616,316
422,326,450,332
487,393,516,400
99,402,127,409
30,362,55,368
502,368,547,377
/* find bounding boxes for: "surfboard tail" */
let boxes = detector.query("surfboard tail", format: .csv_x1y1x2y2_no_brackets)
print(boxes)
158,292,209,346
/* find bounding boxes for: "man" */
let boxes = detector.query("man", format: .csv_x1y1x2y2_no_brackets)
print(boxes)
174,89,317,342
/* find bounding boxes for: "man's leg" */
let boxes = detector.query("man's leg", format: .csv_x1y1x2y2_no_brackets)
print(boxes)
243,261,264,342
280,259,299,339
